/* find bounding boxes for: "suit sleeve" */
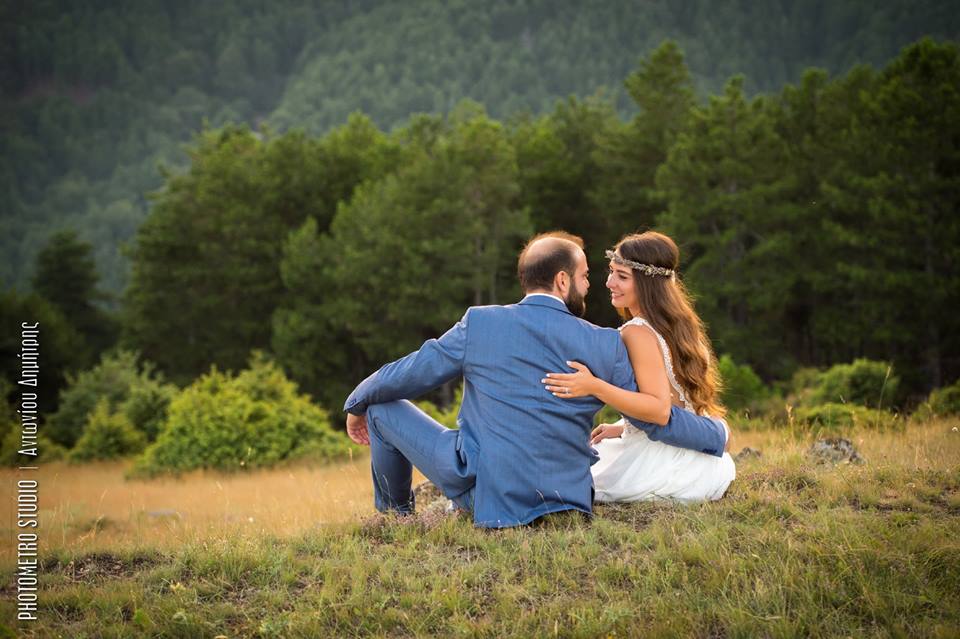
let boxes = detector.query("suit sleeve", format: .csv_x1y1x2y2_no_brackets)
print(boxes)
610,336,727,457
343,311,469,415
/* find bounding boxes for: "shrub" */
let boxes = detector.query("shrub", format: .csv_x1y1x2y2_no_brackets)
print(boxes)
0,377,14,425
131,353,352,477
0,378,69,465
785,367,823,405
717,354,770,414
594,403,622,427
416,386,463,429
47,350,177,447
69,399,147,462
787,359,900,410
913,378,960,420
119,378,178,441
808,359,899,409
793,402,899,431
0,426,68,466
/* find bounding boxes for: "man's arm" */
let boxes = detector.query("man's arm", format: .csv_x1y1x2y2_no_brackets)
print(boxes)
343,311,469,416
608,337,727,457
626,407,727,457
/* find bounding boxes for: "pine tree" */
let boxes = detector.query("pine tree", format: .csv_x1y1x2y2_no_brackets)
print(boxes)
31,229,116,364
592,41,696,236
656,76,793,377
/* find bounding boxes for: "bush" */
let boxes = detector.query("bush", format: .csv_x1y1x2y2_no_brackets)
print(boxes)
594,403,622,427
416,385,463,429
119,378,178,441
718,354,770,415
913,378,960,420
0,378,69,465
789,359,899,410
130,353,352,477
793,402,900,431
813,359,898,408
0,291,90,415
0,377,15,425
47,350,177,447
0,429,68,466
69,399,147,462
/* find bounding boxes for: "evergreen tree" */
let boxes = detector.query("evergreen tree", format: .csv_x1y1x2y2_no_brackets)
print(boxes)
123,119,394,384
511,95,621,326
272,217,361,413
0,291,87,414
592,41,696,236
656,77,794,377
31,229,117,363
768,65,880,369
822,39,960,391
316,104,530,366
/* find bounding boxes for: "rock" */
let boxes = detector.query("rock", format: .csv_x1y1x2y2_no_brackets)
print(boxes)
735,447,762,461
145,509,181,519
412,480,453,515
807,437,865,465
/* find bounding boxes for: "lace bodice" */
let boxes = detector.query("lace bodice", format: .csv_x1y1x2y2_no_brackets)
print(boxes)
618,317,690,410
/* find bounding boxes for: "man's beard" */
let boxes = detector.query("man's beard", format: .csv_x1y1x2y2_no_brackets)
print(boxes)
564,287,586,317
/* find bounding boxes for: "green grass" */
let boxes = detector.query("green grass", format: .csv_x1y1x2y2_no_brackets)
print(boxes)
3,420,959,638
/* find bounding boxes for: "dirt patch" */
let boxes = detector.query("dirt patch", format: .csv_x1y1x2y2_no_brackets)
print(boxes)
594,501,670,529
44,551,165,582
739,468,820,493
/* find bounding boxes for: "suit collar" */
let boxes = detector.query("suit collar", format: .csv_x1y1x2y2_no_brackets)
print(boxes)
519,293,573,315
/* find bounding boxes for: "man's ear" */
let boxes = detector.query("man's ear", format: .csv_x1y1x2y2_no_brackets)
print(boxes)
555,270,569,297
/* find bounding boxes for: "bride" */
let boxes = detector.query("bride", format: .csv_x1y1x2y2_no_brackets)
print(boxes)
543,231,736,503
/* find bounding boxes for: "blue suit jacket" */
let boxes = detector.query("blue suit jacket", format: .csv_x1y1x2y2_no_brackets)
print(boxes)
344,295,727,527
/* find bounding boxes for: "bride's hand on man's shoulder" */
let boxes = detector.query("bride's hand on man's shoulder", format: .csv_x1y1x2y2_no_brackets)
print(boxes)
590,422,624,445
542,360,599,398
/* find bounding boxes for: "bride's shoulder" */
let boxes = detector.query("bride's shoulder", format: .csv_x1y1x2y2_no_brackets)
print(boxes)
618,321,660,352
618,317,654,338
618,316,647,329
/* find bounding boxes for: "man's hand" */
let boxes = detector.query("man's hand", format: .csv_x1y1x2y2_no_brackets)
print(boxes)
590,422,624,445
346,413,370,446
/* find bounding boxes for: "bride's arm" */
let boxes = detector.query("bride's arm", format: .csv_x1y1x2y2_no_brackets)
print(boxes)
543,325,672,425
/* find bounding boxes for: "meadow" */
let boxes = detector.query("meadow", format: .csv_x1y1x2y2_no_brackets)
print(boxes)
2,418,959,638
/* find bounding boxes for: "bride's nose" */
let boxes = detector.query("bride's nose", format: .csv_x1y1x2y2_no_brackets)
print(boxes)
606,273,615,288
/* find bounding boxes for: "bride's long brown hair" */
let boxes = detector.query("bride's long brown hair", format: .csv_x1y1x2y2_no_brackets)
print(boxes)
614,232,725,417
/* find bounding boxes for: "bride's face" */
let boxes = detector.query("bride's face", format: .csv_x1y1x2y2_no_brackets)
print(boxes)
606,260,638,313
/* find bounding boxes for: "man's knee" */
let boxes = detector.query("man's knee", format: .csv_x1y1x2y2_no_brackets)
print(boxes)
366,400,404,429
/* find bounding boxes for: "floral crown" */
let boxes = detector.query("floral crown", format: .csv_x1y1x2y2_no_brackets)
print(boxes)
605,249,675,278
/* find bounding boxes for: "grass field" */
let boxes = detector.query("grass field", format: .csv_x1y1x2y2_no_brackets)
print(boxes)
2,418,959,637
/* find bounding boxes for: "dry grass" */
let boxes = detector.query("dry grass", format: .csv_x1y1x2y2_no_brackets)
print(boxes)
1,419,958,636
0,453,425,563
2,418,955,567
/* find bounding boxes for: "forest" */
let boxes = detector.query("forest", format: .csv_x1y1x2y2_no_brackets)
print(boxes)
1,2,959,461
2,0,958,295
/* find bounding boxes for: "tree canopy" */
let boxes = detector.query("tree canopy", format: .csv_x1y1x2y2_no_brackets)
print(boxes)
3,0,957,297
117,39,960,409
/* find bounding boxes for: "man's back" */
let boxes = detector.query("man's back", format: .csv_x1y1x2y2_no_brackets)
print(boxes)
456,295,634,526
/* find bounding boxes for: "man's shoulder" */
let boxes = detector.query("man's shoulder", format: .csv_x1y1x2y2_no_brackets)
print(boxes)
462,302,525,318
468,304,621,338
571,315,620,335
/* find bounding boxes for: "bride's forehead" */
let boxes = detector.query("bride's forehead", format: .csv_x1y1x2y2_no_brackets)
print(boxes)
608,261,632,274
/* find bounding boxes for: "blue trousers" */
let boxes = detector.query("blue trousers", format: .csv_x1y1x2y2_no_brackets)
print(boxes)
366,400,476,514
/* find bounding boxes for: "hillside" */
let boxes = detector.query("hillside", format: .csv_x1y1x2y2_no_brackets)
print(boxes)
2,0,957,296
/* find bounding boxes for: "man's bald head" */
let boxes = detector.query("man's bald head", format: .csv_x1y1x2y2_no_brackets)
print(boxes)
517,231,585,293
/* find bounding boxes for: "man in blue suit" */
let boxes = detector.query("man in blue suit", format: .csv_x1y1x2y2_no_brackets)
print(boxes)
344,232,727,528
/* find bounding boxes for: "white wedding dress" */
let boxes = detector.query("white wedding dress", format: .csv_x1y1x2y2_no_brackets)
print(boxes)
592,317,736,503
